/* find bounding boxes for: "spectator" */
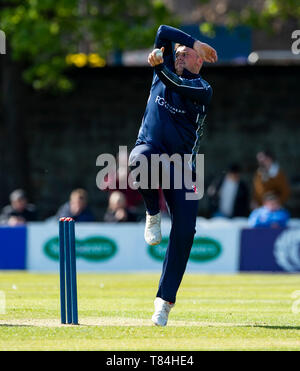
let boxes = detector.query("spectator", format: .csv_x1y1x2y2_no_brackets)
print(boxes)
101,148,169,219
56,188,95,222
248,192,290,228
252,150,290,209
0,189,37,226
207,163,249,218
101,148,143,212
104,191,138,222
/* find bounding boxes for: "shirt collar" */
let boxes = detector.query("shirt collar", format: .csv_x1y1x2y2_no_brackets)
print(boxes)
168,60,201,79
181,68,201,79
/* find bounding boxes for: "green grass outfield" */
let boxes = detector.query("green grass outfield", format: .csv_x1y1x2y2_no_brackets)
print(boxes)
0,272,300,351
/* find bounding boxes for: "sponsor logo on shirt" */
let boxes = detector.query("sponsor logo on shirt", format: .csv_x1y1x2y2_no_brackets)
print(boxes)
155,95,186,115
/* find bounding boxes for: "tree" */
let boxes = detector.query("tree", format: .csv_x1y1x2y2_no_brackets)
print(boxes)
164,0,299,36
0,0,177,204
228,0,300,31
1,0,178,91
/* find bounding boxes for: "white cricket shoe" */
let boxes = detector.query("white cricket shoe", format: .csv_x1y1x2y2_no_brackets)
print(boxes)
144,212,162,246
151,297,175,326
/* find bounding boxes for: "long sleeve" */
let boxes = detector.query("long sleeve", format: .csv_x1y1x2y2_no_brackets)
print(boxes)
155,25,196,57
154,64,212,104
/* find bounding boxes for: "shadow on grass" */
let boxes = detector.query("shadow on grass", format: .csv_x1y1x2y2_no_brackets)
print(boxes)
0,324,32,327
249,324,300,330
0,320,299,330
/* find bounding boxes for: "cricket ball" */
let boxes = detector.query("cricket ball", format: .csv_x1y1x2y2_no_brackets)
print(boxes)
155,50,163,58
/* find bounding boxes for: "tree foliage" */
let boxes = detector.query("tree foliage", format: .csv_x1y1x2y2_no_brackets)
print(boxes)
0,0,178,91
2,0,299,92
228,0,300,31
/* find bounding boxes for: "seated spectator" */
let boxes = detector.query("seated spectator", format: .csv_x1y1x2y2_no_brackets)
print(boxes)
252,150,290,209
0,189,37,226
207,163,249,218
104,191,138,222
56,188,95,222
248,192,290,228
101,148,143,212
100,148,168,219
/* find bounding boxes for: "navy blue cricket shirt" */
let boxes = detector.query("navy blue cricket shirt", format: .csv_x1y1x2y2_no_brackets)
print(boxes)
136,25,213,167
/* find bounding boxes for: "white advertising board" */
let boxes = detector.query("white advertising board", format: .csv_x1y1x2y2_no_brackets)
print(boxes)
26,220,240,273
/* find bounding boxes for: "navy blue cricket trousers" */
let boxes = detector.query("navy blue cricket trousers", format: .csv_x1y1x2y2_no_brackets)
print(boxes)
129,144,199,303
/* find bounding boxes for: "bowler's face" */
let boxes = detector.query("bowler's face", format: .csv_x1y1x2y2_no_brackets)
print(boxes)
175,46,202,75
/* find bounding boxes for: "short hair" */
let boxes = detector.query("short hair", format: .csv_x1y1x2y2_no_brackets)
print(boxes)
227,163,241,174
109,191,127,208
260,149,275,161
174,43,182,51
10,189,26,202
70,188,88,201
